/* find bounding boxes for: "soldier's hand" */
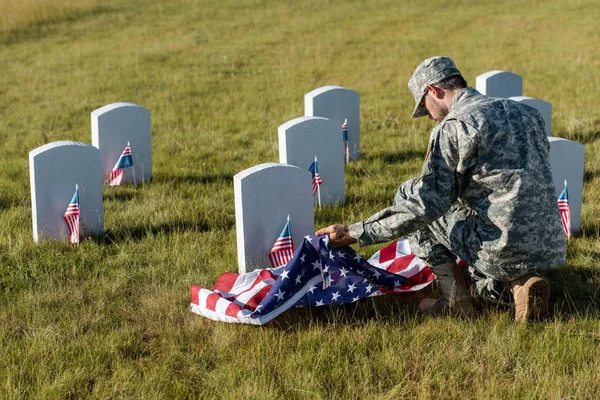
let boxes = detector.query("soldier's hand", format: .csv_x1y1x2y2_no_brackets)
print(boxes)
315,224,357,248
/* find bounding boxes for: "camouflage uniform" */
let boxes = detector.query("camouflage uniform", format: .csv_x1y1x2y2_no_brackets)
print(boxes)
349,59,566,302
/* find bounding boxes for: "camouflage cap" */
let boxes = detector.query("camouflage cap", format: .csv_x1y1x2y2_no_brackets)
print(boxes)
408,56,462,118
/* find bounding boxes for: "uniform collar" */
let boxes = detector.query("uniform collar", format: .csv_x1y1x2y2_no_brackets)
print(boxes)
449,87,481,114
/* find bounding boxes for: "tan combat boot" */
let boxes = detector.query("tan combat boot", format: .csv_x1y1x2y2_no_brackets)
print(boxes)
418,262,474,317
510,274,550,322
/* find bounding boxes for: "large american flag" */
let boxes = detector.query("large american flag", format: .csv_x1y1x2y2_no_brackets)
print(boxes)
190,235,434,325
108,142,133,186
63,186,80,244
269,217,295,268
308,159,323,196
558,180,571,237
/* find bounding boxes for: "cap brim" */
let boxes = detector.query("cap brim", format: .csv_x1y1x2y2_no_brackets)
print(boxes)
411,93,429,119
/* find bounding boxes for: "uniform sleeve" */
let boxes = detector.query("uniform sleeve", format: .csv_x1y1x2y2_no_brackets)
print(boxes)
348,120,478,247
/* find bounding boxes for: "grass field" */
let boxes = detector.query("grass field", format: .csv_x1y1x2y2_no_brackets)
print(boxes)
1,0,600,398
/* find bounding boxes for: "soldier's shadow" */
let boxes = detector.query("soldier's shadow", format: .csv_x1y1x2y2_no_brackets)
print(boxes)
546,263,600,318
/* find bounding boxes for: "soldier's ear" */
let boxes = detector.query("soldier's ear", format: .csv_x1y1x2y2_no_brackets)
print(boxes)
425,84,444,100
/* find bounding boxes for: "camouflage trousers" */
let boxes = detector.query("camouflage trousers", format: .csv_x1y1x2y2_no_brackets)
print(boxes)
406,202,531,305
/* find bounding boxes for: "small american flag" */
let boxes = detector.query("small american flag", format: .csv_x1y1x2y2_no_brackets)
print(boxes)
558,180,571,237
108,142,133,186
190,236,434,325
269,217,295,268
63,186,80,244
308,158,323,196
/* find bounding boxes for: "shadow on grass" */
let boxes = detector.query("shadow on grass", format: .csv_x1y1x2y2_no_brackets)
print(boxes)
99,220,211,244
152,172,234,186
559,128,600,146
0,196,17,210
102,189,141,202
265,263,600,330
360,149,425,164
546,264,600,318
578,225,600,238
0,5,122,46
268,286,434,330
584,169,600,183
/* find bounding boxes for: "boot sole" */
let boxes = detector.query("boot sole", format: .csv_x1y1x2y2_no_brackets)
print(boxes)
515,277,550,322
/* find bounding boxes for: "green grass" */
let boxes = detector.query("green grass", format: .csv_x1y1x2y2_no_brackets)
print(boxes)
1,0,600,398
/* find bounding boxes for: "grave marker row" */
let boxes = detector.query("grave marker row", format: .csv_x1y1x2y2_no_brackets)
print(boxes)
476,70,552,136
236,86,360,272
30,102,152,243
476,69,584,233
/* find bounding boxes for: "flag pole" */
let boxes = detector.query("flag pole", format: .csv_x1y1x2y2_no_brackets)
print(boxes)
315,156,322,209
565,179,570,242
129,141,137,186
346,145,349,165
343,118,349,165
75,184,80,248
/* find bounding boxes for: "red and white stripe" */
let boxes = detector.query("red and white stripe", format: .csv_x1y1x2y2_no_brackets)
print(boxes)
312,173,323,196
269,237,294,268
108,168,124,186
558,200,571,237
64,206,80,245
364,240,434,293
108,144,132,186
190,238,434,324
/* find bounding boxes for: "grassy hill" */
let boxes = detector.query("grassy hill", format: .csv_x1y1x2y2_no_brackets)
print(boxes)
1,0,600,398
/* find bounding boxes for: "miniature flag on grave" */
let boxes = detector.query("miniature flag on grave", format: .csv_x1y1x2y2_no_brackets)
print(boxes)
558,180,571,237
308,157,323,208
63,185,80,244
269,216,295,268
308,158,323,196
108,142,133,186
342,118,349,164
190,236,434,325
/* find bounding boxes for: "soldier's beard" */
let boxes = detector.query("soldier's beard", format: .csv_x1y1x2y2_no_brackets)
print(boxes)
428,98,448,123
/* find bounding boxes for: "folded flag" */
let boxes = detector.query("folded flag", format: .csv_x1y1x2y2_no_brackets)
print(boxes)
308,158,323,196
190,235,434,325
558,180,571,237
108,142,133,186
269,216,295,268
63,186,80,244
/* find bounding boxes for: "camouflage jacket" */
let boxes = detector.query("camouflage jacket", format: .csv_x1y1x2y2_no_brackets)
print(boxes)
349,87,566,271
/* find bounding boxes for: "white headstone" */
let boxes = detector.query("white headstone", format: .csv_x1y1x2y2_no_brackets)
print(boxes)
91,102,152,185
234,163,314,273
510,96,552,137
29,141,104,242
476,70,523,98
548,138,585,234
278,116,345,206
304,86,360,160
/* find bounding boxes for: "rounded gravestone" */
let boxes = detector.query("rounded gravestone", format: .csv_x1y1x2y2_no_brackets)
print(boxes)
91,102,152,185
278,116,345,206
476,70,523,98
234,163,314,273
510,96,552,137
29,141,104,242
304,86,360,160
548,137,584,233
